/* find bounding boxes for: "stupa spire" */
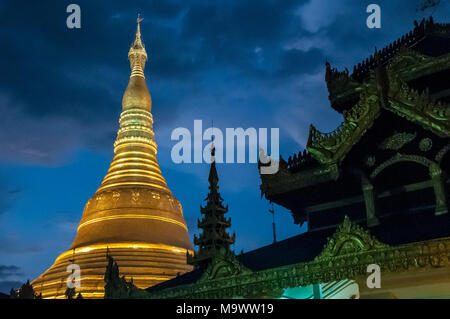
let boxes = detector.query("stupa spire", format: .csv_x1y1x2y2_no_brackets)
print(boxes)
32,18,193,298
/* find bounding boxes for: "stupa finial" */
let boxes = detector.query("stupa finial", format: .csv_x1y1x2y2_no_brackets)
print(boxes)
128,14,147,78
136,13,143,40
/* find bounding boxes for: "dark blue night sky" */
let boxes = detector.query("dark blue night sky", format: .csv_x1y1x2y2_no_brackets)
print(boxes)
0,0,448,293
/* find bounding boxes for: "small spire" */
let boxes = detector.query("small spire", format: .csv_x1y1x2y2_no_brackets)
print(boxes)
190,144,235,268
208,141,218,187
136,13,143,42
128,14,148,78
132,13,145,49
209,120,217,183
210,122,216,162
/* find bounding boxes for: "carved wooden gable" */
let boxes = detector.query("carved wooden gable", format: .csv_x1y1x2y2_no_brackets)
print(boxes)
199,248,252,282
315,216,389,261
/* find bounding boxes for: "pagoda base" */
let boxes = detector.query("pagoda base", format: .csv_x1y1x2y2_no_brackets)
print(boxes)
32,243,193,299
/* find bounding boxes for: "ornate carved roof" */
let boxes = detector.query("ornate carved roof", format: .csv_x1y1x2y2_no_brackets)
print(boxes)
126,215,450,298
260,44,450,201
311,51,450,165
326,17,450,113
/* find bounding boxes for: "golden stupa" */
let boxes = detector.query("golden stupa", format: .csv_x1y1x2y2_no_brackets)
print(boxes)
32,17,193,299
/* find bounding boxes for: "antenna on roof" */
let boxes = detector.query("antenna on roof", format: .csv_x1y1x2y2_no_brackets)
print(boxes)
211,119,215,162
269,203,277,244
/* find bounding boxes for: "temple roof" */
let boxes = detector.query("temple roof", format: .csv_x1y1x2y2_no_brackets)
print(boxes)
260,18,450,211
326,17,450,113
146,211,450,294
350,17,449,81
242,211,450,267
146,269,204,293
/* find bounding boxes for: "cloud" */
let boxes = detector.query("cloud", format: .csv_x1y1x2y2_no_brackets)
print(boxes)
0,265,23,294
0,234,42,254
0,92,92,165
0,175,21,216
2,0,436,167
0,265,22,279
296,0,356,33
284,30,334,53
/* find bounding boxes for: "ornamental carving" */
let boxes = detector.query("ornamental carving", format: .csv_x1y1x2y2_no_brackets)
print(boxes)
131,190,140,203
95,194,104,209
304,49,450,169
112,191,120,207
378,132,417,150
370,153,434,179
436,144,450,163
429,162,442,178
167,195,174,207
307,81,381,165
315,216,389,261
151,192,160,200
199,248,252,282
387,47,430,74
138,234,450,299
387,46,450,82
325,61,360,103
260,161,340,200
419,138,433,152
387,73,450,136
365,156,376,167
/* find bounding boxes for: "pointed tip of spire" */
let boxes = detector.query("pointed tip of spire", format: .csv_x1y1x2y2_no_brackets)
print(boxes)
133,13,144,48
208,142,218,187
128,13,147,77
136,13,143,38
211,139,216,158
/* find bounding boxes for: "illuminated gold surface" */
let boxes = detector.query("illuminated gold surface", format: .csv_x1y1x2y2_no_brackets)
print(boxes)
32,244,193,299
77,214,188,232
32,18,193,298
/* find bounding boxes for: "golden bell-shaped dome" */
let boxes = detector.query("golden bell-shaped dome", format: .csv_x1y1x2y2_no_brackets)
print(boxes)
32,17,193,299
122,18,152,112
122,76,152,112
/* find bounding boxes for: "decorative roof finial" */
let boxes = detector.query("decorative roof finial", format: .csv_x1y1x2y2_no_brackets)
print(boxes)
211,120,216,162
128,14,147,78
136,13,143,40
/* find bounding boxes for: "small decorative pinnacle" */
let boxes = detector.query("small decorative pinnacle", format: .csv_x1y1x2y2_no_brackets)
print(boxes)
128,14,147,78
190,144,235,268
136,13,143,40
